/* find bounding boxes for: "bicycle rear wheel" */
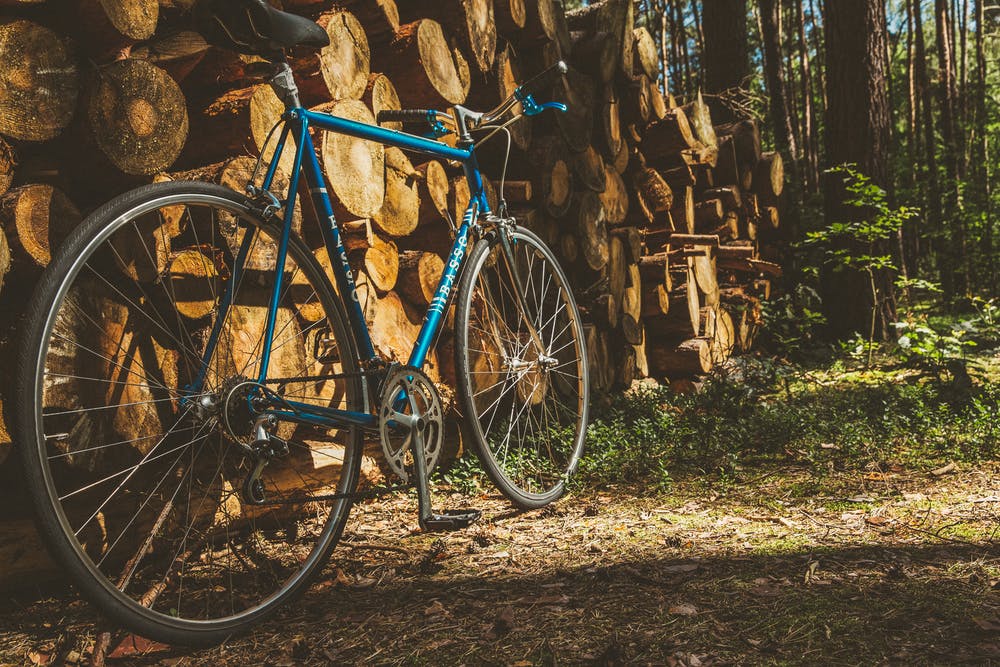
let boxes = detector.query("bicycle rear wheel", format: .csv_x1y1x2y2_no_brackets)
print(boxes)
454,225,589,509
15,181,363,645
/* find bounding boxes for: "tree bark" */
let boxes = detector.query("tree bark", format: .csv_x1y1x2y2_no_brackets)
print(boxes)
822,0,895,339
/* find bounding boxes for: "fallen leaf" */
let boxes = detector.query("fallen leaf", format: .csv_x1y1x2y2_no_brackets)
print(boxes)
668,603,698,616
424,600,448,617
108,635,171,659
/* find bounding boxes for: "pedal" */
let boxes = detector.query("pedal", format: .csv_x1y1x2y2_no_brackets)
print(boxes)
421,509,482,532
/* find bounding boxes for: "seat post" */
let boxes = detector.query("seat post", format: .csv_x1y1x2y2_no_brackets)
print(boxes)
269,57,301,111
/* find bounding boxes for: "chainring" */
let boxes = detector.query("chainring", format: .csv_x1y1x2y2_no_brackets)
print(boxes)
378,366,443,483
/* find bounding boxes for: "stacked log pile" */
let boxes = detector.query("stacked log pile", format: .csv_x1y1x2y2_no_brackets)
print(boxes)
0,0,783,585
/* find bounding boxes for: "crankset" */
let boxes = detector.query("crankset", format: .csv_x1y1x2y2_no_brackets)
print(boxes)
378,366,480,531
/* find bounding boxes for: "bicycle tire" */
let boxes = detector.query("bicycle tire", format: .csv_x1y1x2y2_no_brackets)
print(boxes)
453,225,589,509
15,181,364,646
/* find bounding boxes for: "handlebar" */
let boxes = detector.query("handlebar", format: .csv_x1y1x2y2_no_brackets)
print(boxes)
375,60,568,139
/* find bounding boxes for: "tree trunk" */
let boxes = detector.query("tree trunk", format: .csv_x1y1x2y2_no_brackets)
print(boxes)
701,0,749,95
822,0,894,339
758,0,798,176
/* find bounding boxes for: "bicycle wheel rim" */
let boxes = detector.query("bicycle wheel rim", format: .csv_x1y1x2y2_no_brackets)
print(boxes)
18,185,362,641
456,228,589,505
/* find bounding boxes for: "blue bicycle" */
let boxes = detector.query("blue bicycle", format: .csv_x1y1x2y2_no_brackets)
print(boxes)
14,0,588,646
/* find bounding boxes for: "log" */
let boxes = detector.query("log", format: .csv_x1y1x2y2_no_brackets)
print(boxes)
717,118,761,188
680,92,717,149
761,205,781,230
637,251,671,288
317,99,385,219
643,109,699,160
363,290,439,379
610,226,642,262
630,26,658,79
555,67,596,152
495,0,527,36
374,20,470,109
0,184,81,268
77,0,158,58
559,232,578,263
670,185,695,234
571,30,617,84
668,233,720,248
694,199,724,227
611,133,630,174
631,165,673,227
0,138,13,197
95,294,181,454
415,160,450,223
171,156,300,271
641,282,670,318
290,9,371,103
372,146,420,237
532,136,572,218
129,30,210,84
566,0,633,78
648,337,713,377
714,136,740,188
0,400,9,467
752,151,784,205
403,0,496,75
607,235,626,308
352,232,398,294
362,73,402,131
702,186,742,211
396,250,444,307
522,0,560,44
467,44,532,150
661,165,696,192
571,190,608,271
338,0,400,46
572,145,607,193
598,86,623,158
167,246,223,320
0,225,9,291
711,308,735,363
87,59,188,175
621,260,642,344
0,20,79,141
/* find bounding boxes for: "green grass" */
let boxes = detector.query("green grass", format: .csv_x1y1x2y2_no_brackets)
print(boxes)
574,353,999,491
437,350,999,496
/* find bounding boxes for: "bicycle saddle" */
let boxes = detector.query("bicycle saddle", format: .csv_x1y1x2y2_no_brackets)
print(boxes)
194,0,329,58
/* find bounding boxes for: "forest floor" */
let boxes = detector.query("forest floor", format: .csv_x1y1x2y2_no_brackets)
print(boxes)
1,460,997,666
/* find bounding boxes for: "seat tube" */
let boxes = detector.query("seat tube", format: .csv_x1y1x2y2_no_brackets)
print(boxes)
257,114,309,383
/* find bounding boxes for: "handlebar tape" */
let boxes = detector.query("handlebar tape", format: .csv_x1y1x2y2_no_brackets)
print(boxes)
376,109,434,124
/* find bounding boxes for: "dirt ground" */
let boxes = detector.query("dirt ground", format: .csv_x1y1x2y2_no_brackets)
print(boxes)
1,462,997,666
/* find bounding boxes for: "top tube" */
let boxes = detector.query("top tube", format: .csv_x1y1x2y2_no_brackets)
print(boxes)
300,108,473,164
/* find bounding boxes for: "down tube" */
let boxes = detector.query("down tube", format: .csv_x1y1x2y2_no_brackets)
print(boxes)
408,203,477,369
298,121,376,360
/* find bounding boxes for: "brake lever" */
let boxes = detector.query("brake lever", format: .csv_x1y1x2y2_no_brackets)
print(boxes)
514,90,567,117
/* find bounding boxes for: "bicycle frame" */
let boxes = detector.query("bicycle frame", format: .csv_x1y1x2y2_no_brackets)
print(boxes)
193,105,492,432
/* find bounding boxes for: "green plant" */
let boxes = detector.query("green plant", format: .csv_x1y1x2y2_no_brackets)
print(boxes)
802,164,919,364
891,318,975,367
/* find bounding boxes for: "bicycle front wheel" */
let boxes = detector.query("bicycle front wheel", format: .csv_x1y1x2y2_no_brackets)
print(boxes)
454,226,589,509
14,181,363,645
